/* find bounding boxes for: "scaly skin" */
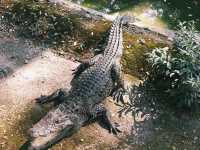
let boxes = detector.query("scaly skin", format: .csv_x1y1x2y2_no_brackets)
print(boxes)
21,16,130,150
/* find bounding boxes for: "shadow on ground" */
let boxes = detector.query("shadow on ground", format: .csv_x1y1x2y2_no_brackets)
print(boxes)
115,82,200,150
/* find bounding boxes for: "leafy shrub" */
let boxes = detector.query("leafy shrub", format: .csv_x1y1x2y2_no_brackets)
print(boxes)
147,22,200,109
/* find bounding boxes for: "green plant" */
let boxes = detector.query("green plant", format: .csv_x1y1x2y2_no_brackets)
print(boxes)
147,21,200,109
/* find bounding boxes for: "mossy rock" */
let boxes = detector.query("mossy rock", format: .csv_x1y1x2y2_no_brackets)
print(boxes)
122,32,169,78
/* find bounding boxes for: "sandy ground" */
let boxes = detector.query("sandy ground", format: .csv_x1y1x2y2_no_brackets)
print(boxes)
0,30,138,149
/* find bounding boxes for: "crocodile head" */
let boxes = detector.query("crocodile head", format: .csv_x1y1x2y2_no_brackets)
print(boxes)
24,107,77,150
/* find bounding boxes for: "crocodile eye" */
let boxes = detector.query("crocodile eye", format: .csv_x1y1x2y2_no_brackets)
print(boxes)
55,119,59,124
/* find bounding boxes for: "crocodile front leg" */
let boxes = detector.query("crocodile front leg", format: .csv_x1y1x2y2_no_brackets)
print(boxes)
111,62,126,104
72,54,102,79
89,104,121,135
35,88,69,105
0,67,11,79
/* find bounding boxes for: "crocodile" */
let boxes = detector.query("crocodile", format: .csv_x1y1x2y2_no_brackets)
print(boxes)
21,15,130,150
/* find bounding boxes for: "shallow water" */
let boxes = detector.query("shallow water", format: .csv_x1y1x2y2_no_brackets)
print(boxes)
83,0,169,33
114,2,168,32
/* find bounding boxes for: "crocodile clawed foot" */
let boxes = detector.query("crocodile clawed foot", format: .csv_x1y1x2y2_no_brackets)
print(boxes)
108,122,122,135
100,112,121,135
35,95,48,104
92,104,122,135
0,67,11,79
72,63,86,78
112,88,126,104
99,118,121,135
35,89,67,106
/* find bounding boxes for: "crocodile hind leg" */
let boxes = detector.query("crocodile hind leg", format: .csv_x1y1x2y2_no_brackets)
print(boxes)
89,104,121,135
35,88,69,105
111,62,126,104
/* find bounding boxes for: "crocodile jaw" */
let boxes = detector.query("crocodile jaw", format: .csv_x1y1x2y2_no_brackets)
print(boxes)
27,107,75,150
29,132,59,150
28,126,73,150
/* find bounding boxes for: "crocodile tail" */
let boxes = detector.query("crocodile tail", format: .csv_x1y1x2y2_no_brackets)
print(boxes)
108,15,135,41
